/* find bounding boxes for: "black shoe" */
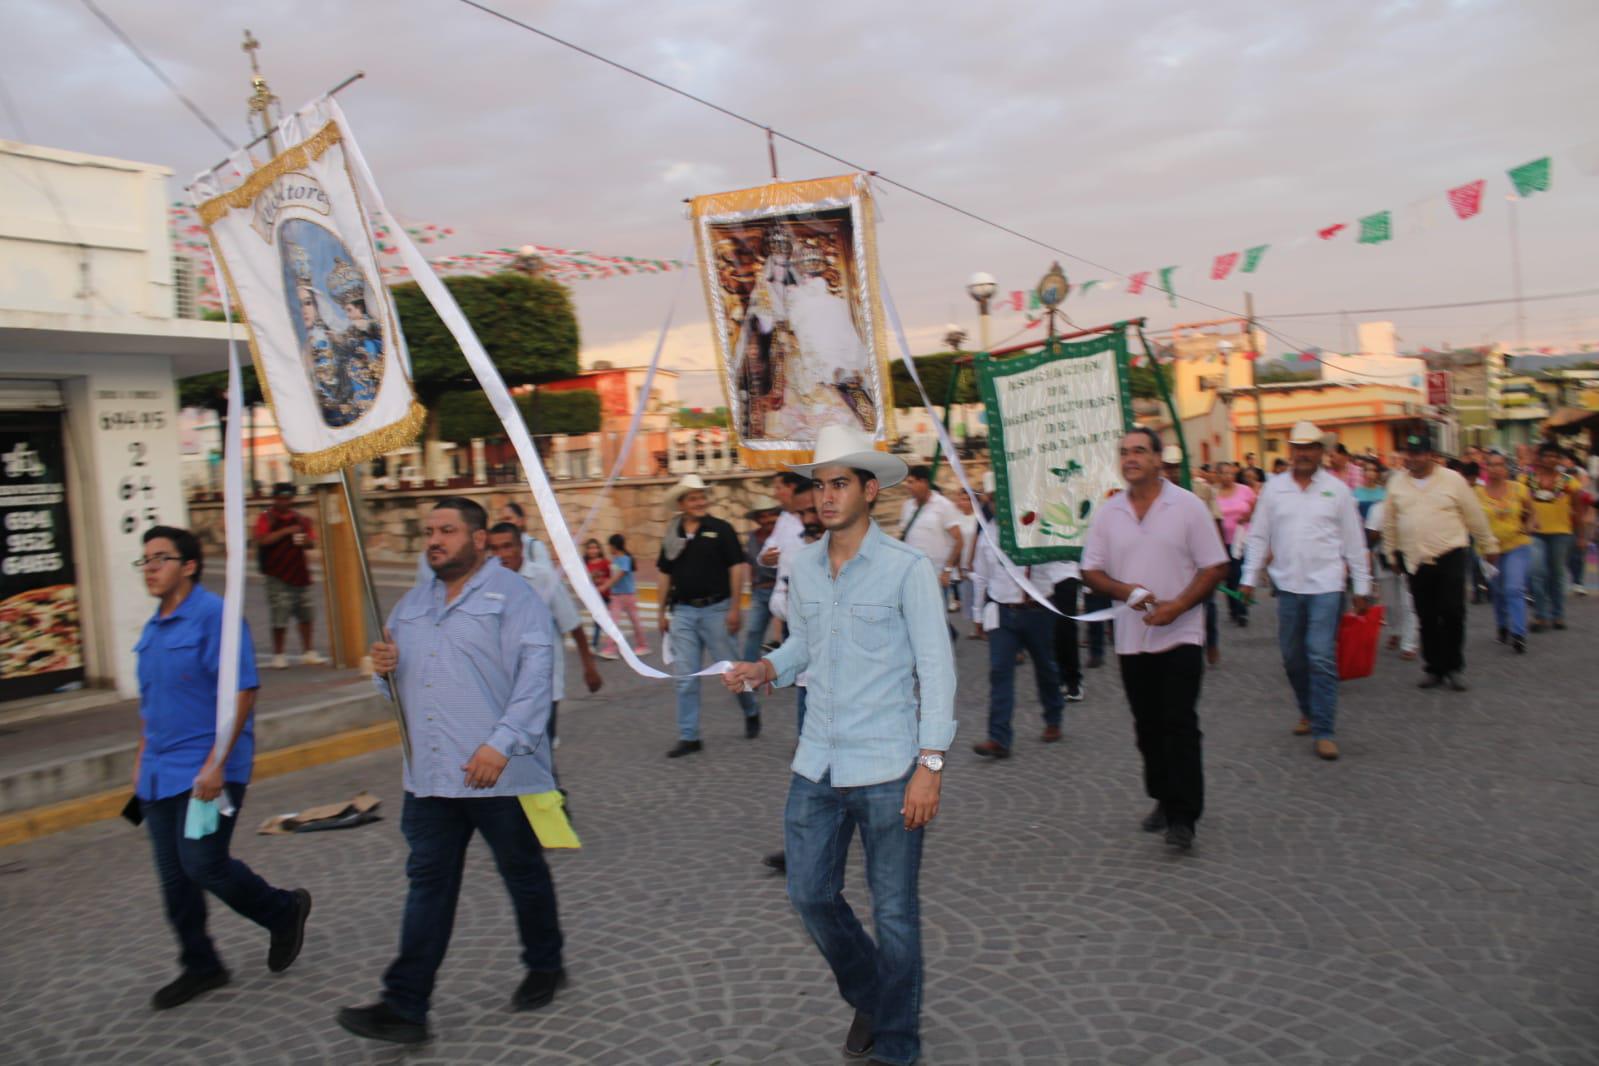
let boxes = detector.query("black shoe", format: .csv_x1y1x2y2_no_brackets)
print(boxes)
666,740,703,758
1086,655,1105,669
1418,674,1446,689
1553,621,1567,631
745,713,761,739
1445,673,1469,692
1065,682,1084,702
1497,627,1508,644
151,968,230,1011
268,888,312,973
762,850,786,873
1140,803,1167,833
1164,823,1195,851
1512,636,1526,654
510,969,566,1012
844,1009,875,1058
336,1002,430,1045
1531,621,1548,633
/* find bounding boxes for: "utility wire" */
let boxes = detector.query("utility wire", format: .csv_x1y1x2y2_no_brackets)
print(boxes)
78,0,237,150
1259,287,1599,321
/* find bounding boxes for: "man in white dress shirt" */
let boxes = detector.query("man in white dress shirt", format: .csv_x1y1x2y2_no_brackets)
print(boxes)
1240,421,1372,761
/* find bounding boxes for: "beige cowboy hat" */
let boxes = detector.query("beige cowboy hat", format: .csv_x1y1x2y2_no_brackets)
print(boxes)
1287,420,1334,446
664,473,710,505
744,494,782,518
785,422,907,489
1160,445,1185,466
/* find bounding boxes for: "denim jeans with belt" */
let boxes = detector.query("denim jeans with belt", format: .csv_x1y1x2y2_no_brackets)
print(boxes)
1490,543,1532,638
144,783,296,975
986,603,1065,748
382,793,563,1023
671,599,758,741
785,766,923,1066
1275,591,1344,738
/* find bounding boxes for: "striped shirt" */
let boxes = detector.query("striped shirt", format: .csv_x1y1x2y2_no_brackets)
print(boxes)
378,556,555,798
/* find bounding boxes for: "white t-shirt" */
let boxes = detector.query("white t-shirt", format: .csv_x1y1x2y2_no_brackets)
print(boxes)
898,493,962,569
954,513,979,570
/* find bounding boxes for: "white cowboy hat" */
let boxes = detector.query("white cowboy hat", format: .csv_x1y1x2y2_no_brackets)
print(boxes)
1287,420,1331,446
1160,445,1185,465
785,423,907,489
980,469,996,495
664,473,710,505
744,494,781,517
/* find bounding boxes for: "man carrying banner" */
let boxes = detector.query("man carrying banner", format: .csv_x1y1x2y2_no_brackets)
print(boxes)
723,422,955,1066
1082,428,1228,852
338,498,563,1045
658,474,759,757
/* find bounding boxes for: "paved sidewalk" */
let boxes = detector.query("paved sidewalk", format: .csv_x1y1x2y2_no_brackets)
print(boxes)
1,596,1595,1064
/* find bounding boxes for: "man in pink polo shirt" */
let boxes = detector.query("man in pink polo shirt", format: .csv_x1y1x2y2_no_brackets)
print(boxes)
1082,427,1229,852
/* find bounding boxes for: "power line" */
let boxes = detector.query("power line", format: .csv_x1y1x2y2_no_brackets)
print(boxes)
1259,286,1599,320
77,0,237,150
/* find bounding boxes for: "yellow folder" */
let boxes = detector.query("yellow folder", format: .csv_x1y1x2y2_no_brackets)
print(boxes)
518,791,580,849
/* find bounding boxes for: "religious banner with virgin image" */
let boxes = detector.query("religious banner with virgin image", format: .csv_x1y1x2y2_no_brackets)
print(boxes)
193,98,425,474
690,174,896,467
976,328,1135,562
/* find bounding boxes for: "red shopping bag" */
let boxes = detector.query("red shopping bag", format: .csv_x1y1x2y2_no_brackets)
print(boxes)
1336,604,1385,680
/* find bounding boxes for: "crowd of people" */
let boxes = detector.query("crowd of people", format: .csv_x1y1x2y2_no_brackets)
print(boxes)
123,416,1592,1064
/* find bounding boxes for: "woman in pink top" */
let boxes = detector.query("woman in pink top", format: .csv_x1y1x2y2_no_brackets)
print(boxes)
1213,462,1257,626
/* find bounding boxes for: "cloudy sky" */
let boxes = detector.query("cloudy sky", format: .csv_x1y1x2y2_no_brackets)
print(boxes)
4,0,1596,404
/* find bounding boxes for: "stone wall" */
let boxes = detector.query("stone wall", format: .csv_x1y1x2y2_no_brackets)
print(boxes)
188,462,991,573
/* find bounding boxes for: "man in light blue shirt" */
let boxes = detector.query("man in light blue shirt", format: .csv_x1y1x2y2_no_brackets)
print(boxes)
724,423,955,1066
338,498,563,1046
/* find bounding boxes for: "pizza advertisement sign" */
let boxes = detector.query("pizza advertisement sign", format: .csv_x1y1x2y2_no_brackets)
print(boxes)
0,413,84,701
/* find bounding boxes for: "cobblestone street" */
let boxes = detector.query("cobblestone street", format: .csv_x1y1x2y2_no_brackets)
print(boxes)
2,596,1596,1065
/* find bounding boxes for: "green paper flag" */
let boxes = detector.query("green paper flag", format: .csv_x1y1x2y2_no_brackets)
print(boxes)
1242,244,1269,273
1357,211,1392,245
1080,279,1100,296
1507,156,1551,197
1157,266,1178,308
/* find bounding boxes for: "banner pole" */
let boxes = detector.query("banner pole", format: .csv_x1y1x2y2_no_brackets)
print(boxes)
338,468,411,763
1138,323,1192,490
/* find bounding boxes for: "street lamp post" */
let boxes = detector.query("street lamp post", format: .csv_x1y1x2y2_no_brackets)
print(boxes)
967,272,997,352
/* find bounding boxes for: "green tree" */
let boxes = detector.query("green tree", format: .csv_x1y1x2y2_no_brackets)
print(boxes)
1256,362,1321,384
889,352,980,407
675,407,730,429
177,362,264,413
433,388,601,442
1126,360,1174,400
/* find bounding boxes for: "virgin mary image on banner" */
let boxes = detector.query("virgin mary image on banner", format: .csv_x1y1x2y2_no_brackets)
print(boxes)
279,220,384,427
692,175,895,467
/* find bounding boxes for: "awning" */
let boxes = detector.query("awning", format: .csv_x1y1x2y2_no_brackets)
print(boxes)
1544,406,1599,434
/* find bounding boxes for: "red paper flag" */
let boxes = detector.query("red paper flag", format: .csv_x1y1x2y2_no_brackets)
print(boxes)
1299,351,1318,363
1211,252,1240,281
1447,180,1485,220
1318,224,1346,240
1242,349,1259,361
1007,290,1025,311
1127,271,1150,295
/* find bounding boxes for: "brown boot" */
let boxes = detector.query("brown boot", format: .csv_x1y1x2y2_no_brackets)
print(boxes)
1293,717,1311,736
972,740,1011,759
1314,738,1340,761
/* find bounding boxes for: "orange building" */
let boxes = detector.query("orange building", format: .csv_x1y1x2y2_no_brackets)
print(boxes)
536,364,679,478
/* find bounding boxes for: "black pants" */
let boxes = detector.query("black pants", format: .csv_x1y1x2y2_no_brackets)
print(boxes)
1225,557,1248,622
1050,578,1083,687
145,784,295,975
1118,644,1205,828
1408,547,1468,678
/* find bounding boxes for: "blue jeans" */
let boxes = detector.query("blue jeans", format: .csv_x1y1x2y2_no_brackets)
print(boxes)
144,784,295,975
1275,591,1343,738
1532,533,1571,623
1490,544,1531,638
671,600,757,741
382,793,563,1023
986,605,1064,748
785,767,923,1066
741,585,775,663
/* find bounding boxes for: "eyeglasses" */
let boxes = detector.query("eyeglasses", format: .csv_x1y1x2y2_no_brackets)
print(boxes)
133,553,182,570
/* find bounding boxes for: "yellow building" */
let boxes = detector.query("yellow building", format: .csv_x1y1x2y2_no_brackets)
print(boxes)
1146,319,1434,465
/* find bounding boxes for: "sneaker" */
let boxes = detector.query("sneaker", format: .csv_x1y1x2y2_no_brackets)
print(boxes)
336,1002,429,1045
151,968,230,1011
299,650,327,666
946,600,959,613
1140,803,1167,833
1573,586,1589,597
596,650,620,661
269,654,289,670
267,888,313,973
1164,823,1195,851
1065,682,1084,702
761,850,786,872
633,644,651,655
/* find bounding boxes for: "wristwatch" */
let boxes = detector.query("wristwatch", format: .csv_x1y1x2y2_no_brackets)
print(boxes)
917,753,945,773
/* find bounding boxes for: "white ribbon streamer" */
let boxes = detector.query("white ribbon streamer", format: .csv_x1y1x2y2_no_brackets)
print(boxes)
573,260,690,543
205,251,246,768
331,100,727,681
877,273,1062,615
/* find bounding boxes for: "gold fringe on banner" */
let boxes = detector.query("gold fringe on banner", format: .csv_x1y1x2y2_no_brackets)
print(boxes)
289,400,428,475
196,121,343,225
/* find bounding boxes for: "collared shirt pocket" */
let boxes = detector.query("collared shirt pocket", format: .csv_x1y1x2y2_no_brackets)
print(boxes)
850,602,894,653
